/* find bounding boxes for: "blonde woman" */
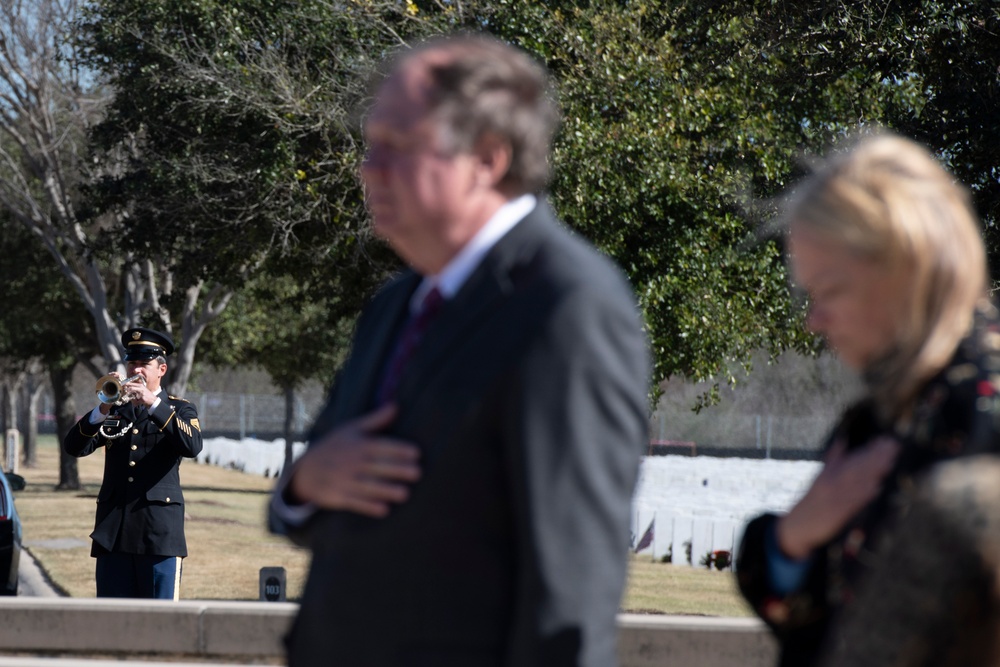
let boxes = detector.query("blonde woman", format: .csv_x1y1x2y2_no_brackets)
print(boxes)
737,132,1000,666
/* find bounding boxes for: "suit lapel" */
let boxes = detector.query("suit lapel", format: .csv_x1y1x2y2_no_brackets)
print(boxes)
344,273,421,416
394,204,550,401
400,267,506,394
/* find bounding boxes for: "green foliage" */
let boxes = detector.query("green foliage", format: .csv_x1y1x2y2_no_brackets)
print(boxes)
700,549,731,570
77,0,419,385
455,2,821,387
78,0,407,290
197,260,356,391
70,0,1000,398
0,213,94,372
735,0,1000,234
463,0,1000,389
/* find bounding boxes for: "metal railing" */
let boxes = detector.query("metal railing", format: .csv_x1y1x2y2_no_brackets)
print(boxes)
184,391,326,440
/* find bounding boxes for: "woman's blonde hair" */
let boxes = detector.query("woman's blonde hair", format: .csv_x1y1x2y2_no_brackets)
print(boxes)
786,132,988,421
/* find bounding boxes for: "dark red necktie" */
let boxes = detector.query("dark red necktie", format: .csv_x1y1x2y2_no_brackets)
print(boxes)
375,287,445,405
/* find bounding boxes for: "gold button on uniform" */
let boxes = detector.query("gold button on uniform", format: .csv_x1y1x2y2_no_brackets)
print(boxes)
131,445,137,451
132,428,139,435
128,477,134,482
129,461,136,467
165,497,171,503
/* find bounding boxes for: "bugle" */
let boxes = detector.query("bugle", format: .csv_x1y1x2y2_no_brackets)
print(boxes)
96,373,145,405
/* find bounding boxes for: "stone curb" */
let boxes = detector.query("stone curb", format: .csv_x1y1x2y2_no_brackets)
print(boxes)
0,598,295,658
0,660,266,667
0,599,777,666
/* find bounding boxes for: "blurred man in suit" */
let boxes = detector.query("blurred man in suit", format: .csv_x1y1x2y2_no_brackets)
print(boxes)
270,33,650,667
65,327,202,599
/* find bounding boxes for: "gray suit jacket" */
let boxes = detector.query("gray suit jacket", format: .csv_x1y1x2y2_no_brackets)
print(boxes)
272,201,650,667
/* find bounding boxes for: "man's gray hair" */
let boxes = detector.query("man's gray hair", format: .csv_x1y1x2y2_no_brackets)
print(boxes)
394,34,561,195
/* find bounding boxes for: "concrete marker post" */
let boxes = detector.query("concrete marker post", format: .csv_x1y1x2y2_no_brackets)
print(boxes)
259,566,286,602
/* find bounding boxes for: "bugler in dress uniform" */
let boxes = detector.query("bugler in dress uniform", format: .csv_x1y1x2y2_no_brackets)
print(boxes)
64,326,203,599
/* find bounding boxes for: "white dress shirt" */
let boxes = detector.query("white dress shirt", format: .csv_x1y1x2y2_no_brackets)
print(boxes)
409,193,536,309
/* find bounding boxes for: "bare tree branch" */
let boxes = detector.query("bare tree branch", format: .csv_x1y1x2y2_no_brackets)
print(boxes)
0,0,240,393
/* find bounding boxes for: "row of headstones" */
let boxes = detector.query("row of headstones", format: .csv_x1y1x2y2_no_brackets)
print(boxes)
199,439,748,572
633,512,743,570
195,437,306,478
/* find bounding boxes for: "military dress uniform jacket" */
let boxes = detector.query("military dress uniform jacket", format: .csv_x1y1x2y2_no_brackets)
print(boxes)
736,300,1000,667
64,393,203,558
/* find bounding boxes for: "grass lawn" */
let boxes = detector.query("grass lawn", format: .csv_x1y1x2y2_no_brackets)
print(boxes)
623,555,753,617
14,436,752,616
16,436,310,600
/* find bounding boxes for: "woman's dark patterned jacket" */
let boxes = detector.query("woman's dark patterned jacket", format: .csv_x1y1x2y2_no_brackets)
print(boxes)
736,301,1000,667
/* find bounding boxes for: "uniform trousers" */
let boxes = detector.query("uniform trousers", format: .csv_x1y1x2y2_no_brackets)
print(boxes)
96,553,181,599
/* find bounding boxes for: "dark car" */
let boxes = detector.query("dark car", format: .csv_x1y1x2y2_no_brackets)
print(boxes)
0,469,22,595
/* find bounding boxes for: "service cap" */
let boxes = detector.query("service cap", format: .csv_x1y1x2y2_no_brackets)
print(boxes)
122,327,174,362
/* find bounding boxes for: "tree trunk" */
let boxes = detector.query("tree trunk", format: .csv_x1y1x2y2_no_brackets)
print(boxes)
1,380,16,436
1,378,21,471
17,384,29,467
0,382,8,434
19,374,43,468
50,365,81,491
283,385,295,472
